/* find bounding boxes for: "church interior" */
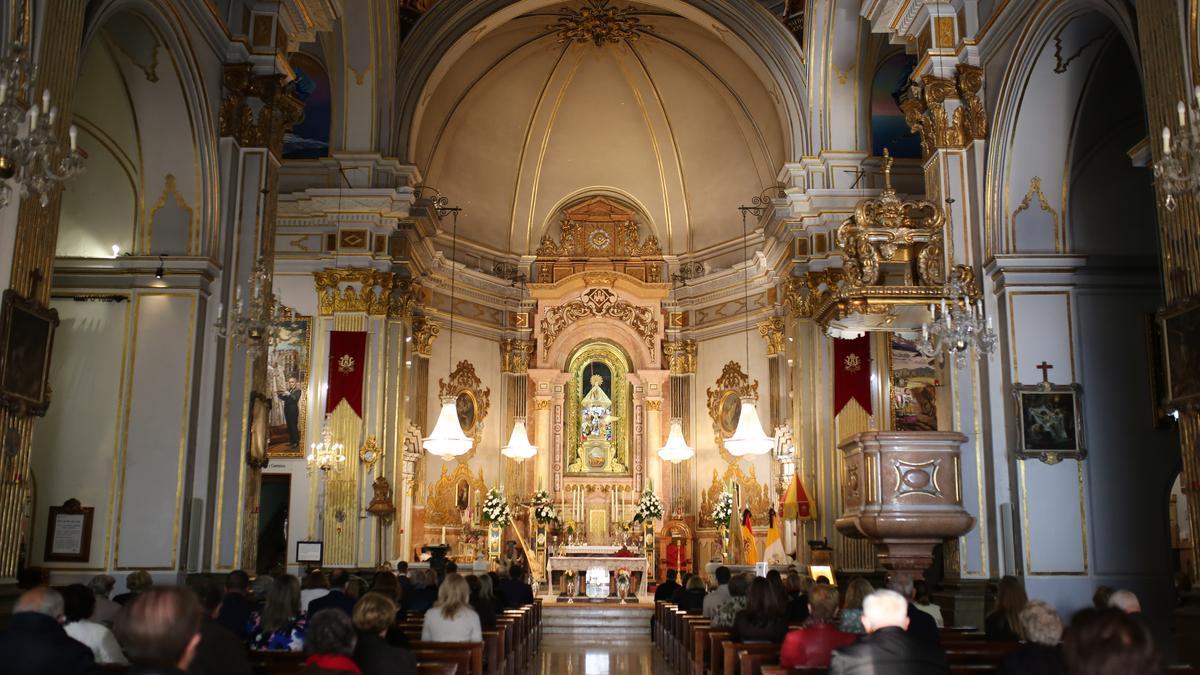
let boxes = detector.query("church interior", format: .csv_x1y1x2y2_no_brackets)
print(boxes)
0,0,1199,673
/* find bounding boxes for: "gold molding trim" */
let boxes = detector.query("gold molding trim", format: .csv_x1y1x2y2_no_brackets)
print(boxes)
1011,176,1060,252
540,287,658,355
314,268,395,315
148,173,194,255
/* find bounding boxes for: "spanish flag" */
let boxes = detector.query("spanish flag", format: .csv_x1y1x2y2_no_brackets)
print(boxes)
741,508,759,565
781,472,814,521
764,507,788,563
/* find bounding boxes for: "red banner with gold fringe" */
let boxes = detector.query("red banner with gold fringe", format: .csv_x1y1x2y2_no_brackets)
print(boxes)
326,331,367,416
833,335,872,416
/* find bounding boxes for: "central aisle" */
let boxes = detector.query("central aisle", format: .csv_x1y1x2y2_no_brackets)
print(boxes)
535,636,661,674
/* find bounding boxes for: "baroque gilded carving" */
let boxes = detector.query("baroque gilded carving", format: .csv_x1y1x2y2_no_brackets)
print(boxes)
424,463,488,526
706,362,759,463
781,270,845,319
388,278,420,319
411,316,440,357
540,287,659,354
663,339,697,375
552,0,647,47
698,465,773,528
438,360,491,463
899,66,988,156
314,268,395,315
220,64,304,155
500,338,536,374
757,317,786,356
535,197,662,258
835,151,945,288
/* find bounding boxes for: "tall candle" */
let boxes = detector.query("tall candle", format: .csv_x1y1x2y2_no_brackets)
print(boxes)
441,526,446,544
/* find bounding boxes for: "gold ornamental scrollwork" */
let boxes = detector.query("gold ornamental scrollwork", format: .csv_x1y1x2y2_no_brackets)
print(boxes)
757,317,786,356
782,270,844,319
836,151,944,288
411,316,440,357
388,278,420,319
899,66,988,157
698,465,772,528
645,399,662,412
663,339,697,375
314,268,395,315
706,361,759,464
500,338,536,374
425,463,488,526
220,63,304,155
438,360,491,463
536,197,662,258
540,287,659,355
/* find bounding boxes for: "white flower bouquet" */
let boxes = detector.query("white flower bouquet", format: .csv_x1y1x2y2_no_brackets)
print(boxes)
633,488,664,522
710,491,734,527
531,489,558,525
483,487,510,527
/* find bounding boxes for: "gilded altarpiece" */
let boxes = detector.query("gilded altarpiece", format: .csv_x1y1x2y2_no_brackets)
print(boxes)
696,464,775,564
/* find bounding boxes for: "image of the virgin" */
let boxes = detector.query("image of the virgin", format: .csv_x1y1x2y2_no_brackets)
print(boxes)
720,391,741,436
456,478,470,511
456,391,476,435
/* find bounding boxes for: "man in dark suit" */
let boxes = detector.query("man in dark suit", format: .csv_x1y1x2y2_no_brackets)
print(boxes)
403,569,437,614
0,587,99,675
277,378,303,447
498,564,535,608
189,582,253,675
308,568,358,616
887,576,941,651
654,569,681,602
830,589,948,675
396,560,415,598
216,569,254,639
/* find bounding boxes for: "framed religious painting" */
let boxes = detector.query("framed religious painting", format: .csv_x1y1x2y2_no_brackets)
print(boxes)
1012,382,1085,464
438,360,490,464
706,361,757,463
0,289,59,416
266,312,310,457
1161,302,1200,409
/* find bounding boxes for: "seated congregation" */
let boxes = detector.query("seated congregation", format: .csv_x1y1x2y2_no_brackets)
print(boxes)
655,566,1168,675
0,562,542,675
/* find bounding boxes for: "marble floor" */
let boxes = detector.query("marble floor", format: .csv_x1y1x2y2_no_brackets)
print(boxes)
533,635,665,674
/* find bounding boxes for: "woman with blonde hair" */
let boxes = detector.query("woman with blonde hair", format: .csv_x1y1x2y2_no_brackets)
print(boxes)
837,577,874,634
352,592,417,675
421,573,482,642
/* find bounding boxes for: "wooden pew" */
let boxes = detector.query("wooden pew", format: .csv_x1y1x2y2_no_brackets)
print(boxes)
417,665,459,675
721,641,780,675
707,630,732,675
408,641,484,675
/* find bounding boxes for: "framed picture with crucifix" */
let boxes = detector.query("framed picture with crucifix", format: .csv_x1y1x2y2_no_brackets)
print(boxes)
1012,361,1085,464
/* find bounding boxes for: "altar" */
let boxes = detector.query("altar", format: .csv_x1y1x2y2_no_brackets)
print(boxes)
546,555,649,598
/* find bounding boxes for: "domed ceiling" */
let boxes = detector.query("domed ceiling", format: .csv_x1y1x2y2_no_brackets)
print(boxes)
410,1,791,257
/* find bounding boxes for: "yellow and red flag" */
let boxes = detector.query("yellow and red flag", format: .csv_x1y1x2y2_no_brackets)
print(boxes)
741,508,759,565
781,472,814,521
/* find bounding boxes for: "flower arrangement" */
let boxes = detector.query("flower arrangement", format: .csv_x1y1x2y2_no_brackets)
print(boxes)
633,487,664,523
710,491,734,527
482,487,510,527
531,489,558,525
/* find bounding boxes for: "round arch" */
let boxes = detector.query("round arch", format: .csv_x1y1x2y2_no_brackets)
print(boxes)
983,0,1140,258
64,0,219,257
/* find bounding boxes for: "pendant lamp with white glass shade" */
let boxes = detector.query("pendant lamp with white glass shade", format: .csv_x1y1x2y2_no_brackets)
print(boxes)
658,417,695,463
501,416,538,462
422,193,473,458
725,200,775,456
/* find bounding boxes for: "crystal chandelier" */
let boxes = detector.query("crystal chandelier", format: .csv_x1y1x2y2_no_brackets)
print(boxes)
214,257,287,353
726,199,774,456
0,40,84,207
501,417,538,462
307,415,346,474
657,418,694,463
1154,89,1200,211
422,190,474,458
915,268,997,369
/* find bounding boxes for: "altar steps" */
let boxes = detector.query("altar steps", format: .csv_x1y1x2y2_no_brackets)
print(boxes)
541,603,653,637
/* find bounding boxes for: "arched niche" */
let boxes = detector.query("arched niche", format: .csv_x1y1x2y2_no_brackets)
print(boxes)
869,52,920,159
284,51,332,160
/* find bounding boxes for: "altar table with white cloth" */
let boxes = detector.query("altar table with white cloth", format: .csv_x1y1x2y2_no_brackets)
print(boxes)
546,555,649,597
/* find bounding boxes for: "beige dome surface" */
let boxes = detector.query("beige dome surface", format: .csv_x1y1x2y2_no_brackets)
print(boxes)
410,2,790,255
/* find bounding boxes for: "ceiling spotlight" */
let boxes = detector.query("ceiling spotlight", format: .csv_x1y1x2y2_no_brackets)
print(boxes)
155,255,165,279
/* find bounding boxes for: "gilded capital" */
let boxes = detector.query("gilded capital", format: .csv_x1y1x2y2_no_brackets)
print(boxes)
314,268,395,315
220,64,304,156
500,338,536,374
645,399,662,412
900,66,987,157
757,317,787,356
411,316,440,357
663,339,697,375
388,278,420,319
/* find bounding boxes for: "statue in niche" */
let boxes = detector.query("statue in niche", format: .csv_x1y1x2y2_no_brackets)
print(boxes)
569,374,626,473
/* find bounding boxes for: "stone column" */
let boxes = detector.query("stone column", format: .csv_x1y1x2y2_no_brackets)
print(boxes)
0,0,87,579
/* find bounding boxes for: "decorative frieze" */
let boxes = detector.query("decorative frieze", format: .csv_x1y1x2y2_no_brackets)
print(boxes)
313,268,394,315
